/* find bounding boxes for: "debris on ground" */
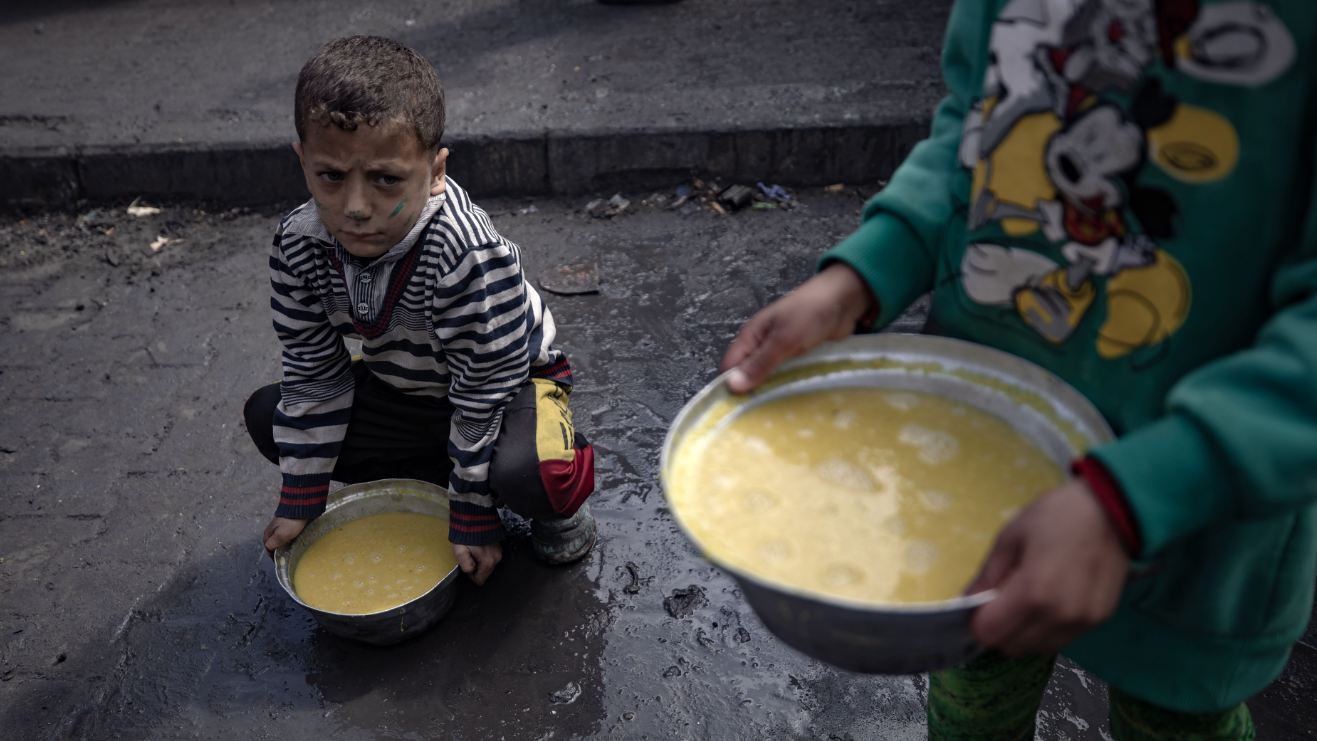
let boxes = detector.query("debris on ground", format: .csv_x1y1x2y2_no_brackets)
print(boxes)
127,197,162,217
675,184,692,199
148,235,179,253
735,627,752,643
663,584,707,619
757,183,791,201
752,202,776,211
718,184,755,210
665,194,689,210
548,682,581,705
824,183,845,193
539,262,599,295
663,665,682,678
586,193,631,218
710,202,727,216
623,562,642,595
518,204,539,215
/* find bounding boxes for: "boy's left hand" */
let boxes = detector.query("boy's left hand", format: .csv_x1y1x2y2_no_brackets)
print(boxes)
966,478,1130,656
453,542,502,585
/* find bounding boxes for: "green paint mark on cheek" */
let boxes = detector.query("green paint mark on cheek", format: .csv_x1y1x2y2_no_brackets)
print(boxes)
314,200,327,210
389,198,408,219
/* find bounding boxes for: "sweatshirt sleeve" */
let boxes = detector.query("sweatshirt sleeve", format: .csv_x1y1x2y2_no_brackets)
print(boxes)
433,238,533,545
269,230,355,520
818,0,989,329
1091,194,1317,556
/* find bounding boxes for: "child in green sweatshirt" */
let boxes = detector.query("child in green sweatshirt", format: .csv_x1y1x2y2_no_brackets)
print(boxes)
721,1,1317,738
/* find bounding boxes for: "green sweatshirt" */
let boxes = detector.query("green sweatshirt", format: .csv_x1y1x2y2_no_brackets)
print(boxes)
822,0,1317,713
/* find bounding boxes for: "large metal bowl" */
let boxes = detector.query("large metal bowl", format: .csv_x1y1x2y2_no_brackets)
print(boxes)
273,479,461,646
661,335,1114,674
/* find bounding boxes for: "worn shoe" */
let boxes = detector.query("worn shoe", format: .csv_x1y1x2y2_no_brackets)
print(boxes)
531,502,596,565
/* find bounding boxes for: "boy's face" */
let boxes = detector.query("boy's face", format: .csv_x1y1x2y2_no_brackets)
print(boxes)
293,122,448,259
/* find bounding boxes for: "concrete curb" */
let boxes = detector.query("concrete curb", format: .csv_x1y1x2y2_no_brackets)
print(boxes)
0,120,928,210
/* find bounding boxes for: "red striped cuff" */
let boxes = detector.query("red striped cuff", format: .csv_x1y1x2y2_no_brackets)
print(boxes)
1072,456,1141,558
275,475,331,520
448,501,507,545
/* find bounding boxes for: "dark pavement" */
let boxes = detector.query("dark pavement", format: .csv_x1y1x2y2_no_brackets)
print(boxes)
1,188,1131,740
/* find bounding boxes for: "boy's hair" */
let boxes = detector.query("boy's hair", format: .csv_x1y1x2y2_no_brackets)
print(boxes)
295,36,445,151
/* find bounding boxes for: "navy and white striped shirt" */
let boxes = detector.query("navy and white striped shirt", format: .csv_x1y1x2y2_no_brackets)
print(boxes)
269,180,571,544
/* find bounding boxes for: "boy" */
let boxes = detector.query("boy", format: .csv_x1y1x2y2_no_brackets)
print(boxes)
721,1,1317,738
246,36,596,585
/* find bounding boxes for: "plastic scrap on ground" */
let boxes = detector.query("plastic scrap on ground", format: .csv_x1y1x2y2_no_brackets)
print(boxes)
539,262,600,295
585,193,630,218
126,197,162,218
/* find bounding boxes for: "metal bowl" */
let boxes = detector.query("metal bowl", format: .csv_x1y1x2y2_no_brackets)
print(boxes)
273,479,461,646
661,334,1114,674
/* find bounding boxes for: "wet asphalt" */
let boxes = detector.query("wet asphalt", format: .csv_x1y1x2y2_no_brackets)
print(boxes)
0,189,1310,739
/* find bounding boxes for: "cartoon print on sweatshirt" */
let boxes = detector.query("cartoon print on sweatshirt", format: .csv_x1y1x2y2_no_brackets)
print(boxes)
956,0,1293,359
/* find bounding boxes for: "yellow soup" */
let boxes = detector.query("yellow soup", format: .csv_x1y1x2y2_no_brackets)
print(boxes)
293,511,456,614
668,388,1063,604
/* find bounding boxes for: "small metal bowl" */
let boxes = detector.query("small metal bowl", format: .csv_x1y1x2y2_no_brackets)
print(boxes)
273,479,461,646
661,335,1113,674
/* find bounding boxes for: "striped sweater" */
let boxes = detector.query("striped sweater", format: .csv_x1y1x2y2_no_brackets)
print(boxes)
268,180,571,545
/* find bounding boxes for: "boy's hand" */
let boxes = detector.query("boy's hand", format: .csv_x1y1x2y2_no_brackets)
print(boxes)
453,542,502,585
966,478,1130,656
263,516,307,557
719,262,875,394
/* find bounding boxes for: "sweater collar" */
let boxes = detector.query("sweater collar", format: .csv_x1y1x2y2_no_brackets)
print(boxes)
284,192,447,265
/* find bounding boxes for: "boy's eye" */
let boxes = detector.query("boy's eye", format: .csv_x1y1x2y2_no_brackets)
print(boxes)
377,175,401,186
320,172,344,183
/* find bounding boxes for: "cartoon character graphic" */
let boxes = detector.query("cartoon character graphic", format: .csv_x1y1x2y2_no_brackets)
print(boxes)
957,0,1292,360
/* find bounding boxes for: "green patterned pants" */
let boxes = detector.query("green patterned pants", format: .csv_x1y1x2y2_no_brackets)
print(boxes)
927,652,1255,741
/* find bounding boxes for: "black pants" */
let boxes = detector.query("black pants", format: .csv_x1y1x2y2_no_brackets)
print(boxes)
245,362,593,521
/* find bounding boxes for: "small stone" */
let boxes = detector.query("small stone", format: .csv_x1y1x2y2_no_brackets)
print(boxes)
663,584,707,619
735,627,751,643
662,665,681,678
548,681,581,705
718,184,755,210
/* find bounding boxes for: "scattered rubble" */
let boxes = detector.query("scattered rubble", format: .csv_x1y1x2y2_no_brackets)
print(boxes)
586,193,631,218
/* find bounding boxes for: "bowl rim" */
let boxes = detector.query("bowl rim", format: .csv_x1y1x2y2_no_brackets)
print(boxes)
659,334,1114,615
273,478,462,619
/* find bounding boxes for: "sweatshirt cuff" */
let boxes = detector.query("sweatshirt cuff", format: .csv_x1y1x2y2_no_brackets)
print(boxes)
817,212,935,332
1072,457,1141,557
275,473,331,520
448,500,507,545
1089,413,1235,556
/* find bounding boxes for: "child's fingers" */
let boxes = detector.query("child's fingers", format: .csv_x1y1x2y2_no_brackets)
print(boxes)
727,319,807,394
964,524,1021,596
454,546,476,575
720,312,772,376
970,569,1037,649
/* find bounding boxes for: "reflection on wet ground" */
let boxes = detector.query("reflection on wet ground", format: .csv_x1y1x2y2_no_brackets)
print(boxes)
1,192,1310,739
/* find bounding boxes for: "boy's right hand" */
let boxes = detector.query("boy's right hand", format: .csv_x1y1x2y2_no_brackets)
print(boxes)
453,543,502,585
263,516,307,557
719,262,876,393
